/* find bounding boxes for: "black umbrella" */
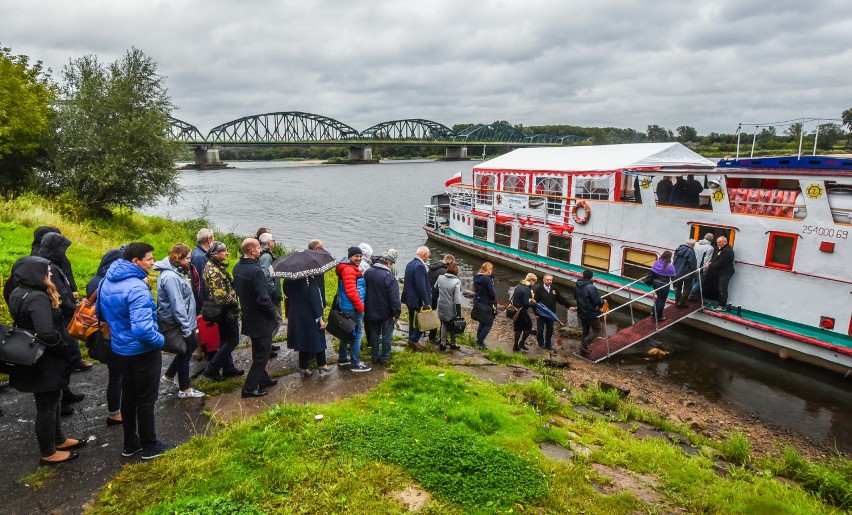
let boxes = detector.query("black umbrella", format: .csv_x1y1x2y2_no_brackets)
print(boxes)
270,249,337,279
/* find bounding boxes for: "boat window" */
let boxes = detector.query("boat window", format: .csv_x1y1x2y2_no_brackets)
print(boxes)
622,248,658,280
475,174,496,205
535,177,564,216
690,225,735,247
826,182,852,225
519,228,539,254
473,219,488,241
504,175,527,193
765,232,798,271
547,234,571,263
574,174,612,200
581,240,611,272
728,186,802,218
494,223,512,247
621,174,643,203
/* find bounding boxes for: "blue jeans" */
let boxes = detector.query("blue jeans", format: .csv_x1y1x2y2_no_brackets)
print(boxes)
476,320,493,346
206,318,239,375
407,306,424,342
653,282,670,320
689,274,702,299
365,318,394,363
341,310,364,365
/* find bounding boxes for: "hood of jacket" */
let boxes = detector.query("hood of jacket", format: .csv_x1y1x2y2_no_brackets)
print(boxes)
358,243,373,262
38,232,71,264
12,256,51,291
576,278,592,289
96,249,124,277
30,226,61,255
106,258,149,282
153,256,187,275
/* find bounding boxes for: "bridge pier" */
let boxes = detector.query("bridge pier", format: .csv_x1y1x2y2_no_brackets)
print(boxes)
194,147,222,166
445,146,468,160
348,146,373,162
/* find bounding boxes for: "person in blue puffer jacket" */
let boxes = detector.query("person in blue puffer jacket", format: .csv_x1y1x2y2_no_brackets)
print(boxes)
335,247,369,372
155,244,203,399
98,243,173,460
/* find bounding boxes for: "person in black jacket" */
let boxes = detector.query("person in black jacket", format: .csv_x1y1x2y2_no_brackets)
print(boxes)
510,273,537,352
656,176,673,206
363,253,401,364
232,238,278,398
7,256,84,465
472,262,496,349
704,236,736,311
533,274,571,350
573,269,604,357
426,254,454,343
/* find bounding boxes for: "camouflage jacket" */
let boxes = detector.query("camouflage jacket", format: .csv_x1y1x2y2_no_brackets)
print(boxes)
203,258,239,320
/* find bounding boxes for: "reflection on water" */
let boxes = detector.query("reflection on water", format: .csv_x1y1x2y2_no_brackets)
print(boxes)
150,160,851,452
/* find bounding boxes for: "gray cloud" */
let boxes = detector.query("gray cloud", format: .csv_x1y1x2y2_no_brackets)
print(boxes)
2,0,850,135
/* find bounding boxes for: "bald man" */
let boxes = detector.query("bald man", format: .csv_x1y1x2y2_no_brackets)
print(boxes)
232,238,278,397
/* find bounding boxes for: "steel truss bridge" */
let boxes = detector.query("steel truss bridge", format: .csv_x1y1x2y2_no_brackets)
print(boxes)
168,112,589,147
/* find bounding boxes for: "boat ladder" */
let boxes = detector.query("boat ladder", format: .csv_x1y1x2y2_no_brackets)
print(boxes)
582,267,705,363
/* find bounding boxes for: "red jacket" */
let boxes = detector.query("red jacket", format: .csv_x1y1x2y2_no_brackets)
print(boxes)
335,262,365,312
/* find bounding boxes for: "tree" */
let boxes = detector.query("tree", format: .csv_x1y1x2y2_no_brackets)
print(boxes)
785,122,803,141
676,125,698,143
646,124,673,142
48,47,182,210
0,46,55,194
842,108,852,132
815,123,844,150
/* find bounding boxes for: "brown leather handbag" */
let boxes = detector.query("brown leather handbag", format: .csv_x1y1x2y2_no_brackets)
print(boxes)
67,290,110,341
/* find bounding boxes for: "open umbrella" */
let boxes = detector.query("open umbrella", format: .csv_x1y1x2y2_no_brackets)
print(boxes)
270,249,337,279
534,302,563,325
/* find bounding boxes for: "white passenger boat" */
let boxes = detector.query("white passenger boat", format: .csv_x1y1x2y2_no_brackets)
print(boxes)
424,142,852,375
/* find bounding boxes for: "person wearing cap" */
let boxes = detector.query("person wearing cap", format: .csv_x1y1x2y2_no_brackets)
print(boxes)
257,232,284,337
363,252,401,364
672,239,697,307
202,241,244,382
335,247,370,372
191,228,214,310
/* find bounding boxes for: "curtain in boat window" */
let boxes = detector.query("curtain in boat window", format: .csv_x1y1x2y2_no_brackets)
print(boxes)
503,174,527,193
572,173,615,200
582,241,611,272
535,177,564,216
475,173,496,205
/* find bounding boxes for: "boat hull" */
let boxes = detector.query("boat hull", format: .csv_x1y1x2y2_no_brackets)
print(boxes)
426,226,852,376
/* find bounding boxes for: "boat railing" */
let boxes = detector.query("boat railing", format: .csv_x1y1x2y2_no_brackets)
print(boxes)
595,266,705,356
424,205,441,230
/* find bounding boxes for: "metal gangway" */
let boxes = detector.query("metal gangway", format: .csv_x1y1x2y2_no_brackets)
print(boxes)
581,267,705,363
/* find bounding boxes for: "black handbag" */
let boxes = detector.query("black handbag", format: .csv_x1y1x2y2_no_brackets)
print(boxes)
0,325,47,371
448,316,467,335
326,294,357,343
200,301,223,322
505,303,520,321
86,330,114,363
642,272,656,286
470,301,493,323
158,321,187,354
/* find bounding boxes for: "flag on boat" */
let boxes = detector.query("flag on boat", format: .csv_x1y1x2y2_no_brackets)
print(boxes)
445,171,462,187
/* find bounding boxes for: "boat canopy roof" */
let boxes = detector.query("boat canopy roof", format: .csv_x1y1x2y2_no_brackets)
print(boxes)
475,142,716,173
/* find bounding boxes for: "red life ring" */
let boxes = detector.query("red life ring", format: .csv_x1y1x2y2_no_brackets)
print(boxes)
572,200,591,224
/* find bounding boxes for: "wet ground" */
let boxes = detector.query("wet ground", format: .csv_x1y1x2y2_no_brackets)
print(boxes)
1,312,849,514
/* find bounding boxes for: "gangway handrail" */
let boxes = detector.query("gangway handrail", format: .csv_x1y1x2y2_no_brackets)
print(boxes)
592,266,705,360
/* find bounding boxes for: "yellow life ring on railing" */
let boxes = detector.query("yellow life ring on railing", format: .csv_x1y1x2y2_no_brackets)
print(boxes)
572,200,591,224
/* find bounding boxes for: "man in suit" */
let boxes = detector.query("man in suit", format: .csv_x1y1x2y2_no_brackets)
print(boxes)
533,274,571,350
401,246,431,350
232,238,278,398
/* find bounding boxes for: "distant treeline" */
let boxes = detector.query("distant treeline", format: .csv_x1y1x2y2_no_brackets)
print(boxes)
216,118,852,162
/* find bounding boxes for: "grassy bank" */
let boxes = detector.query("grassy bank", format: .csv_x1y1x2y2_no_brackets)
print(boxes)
91,350,849,514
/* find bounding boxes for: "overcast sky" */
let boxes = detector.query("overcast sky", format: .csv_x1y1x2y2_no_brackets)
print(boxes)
3,0,850,136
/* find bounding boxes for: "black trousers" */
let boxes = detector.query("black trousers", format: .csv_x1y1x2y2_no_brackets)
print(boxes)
33,390,65,457
244,333,272,391
117,349,162,451
536,317,555,347
717,273,733,307
580,317,602,350
298,351,327,370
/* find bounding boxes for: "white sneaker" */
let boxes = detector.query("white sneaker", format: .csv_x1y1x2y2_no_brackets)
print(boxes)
177,388,205,399
161,375,178,387
351,363,371,373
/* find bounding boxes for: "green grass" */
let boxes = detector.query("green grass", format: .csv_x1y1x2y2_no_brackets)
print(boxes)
16,466,54,490
89,351,846,514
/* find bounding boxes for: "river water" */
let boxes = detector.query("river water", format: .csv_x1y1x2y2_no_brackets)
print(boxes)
147,160,852,452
